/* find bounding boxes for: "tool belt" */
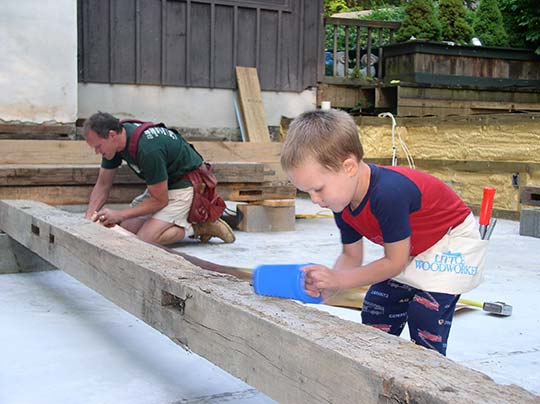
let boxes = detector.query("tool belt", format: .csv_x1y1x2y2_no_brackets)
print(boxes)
181,162,225,224
121,119,226,224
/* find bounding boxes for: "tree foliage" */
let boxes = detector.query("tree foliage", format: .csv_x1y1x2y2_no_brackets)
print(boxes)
324,0,539,53
499,0,540,53
439,0,473,44
324,0,350,16
395,0,442,42
473,0,508,46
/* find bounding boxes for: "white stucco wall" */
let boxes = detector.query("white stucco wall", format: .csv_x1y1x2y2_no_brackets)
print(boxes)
78,83,316,128
0,0,77,123
0,0,314,128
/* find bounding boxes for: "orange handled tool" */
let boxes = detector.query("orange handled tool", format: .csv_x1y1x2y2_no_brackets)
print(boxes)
479,186,496,239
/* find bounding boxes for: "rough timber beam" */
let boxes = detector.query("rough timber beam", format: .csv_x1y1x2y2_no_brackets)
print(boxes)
0,200,537,404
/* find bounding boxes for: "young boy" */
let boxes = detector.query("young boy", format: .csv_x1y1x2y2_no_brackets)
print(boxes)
281,109,483,355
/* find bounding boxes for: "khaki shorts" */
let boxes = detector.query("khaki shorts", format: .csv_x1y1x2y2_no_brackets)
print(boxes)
130,187,194,230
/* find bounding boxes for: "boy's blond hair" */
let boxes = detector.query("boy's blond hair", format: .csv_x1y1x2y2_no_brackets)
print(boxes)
281,109,364,172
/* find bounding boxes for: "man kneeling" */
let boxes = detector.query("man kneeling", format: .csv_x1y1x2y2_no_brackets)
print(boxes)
83,111,235,246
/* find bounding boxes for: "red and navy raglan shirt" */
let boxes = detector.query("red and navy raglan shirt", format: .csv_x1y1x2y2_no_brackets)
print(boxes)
334,164,471,256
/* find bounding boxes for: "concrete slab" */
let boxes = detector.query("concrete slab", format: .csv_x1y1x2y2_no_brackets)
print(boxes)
0,270,275,404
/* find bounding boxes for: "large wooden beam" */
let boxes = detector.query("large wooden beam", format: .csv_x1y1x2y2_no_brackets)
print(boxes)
0,140,287,183
0,161,294,205
0,185,143,206
0,123,75,139
0,200,537,404
0,184,296,205
0,163,266,186
0,140,283,165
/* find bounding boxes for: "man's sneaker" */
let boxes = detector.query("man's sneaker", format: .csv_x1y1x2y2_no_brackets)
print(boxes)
192,218,236,243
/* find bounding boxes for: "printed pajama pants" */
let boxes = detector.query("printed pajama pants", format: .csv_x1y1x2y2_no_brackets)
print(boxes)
361,279,460,355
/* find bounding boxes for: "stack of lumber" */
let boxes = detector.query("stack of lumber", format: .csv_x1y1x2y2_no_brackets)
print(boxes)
0,140,295,206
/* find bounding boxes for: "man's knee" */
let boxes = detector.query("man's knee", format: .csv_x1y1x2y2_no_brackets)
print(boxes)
157,225,186,245
137,224,185,245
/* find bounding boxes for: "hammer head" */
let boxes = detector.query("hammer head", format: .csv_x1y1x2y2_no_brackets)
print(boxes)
483,301,512,316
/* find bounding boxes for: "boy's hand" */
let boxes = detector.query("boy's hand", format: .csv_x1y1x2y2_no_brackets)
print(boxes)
302,264,342,298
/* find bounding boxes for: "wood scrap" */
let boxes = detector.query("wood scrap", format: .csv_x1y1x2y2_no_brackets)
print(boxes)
235,67,271,143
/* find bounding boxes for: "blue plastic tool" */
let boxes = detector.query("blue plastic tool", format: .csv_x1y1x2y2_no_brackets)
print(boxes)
252,264,323,304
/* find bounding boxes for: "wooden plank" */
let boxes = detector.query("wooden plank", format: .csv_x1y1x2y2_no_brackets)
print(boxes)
0,185,144,206
0,162,266,186
0,140,100,165
219,183,296,202
0,183,295,206
0,165,103,186
1,200,538,404
260,199,296,207
0,140,283,165
235,67,271,143
317,83,361,108
0,133,75,140
325,16,401,29
0,123,76,140
398,97,540,113
237,203,295,232
0,123,75,135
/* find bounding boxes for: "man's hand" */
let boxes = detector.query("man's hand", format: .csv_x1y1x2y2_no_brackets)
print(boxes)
302,264,343,298
94,208,124,227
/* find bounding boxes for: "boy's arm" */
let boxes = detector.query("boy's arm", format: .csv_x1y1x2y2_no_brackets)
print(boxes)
338,237,410,288
334,239,364,271
304,237,410,292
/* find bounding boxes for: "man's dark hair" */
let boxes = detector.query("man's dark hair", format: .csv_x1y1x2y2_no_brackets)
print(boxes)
83,111,122,139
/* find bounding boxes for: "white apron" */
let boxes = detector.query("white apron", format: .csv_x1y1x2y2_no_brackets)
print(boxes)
392,213,488,294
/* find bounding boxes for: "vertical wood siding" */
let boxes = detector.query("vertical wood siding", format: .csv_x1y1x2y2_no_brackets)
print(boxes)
78,0,323,91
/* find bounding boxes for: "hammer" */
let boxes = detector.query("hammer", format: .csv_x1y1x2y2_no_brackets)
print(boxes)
459,298,513,316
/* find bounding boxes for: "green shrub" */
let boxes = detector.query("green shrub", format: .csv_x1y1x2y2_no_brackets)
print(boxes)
473,0,509,46
439,0,473,44
395,0,442,42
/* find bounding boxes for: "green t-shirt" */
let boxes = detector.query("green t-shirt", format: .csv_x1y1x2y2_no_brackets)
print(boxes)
101,123,203,189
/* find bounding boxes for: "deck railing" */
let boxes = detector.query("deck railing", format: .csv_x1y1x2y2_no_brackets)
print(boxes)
323,17,401,82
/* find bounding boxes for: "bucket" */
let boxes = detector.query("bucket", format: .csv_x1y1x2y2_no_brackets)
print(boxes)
252,264,323,304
